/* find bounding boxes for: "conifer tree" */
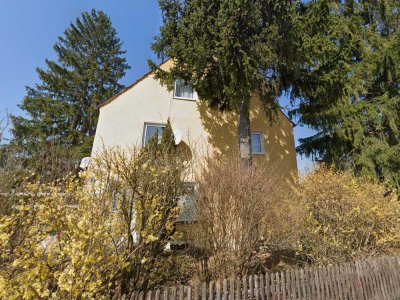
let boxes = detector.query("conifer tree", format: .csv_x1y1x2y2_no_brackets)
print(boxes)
291,0,400,191
151,0,300,163
11,9,130,159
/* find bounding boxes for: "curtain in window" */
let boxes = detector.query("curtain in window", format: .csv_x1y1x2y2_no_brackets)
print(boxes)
175,80,194,99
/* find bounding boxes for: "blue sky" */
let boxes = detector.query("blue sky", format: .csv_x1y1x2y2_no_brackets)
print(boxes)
0,0,314,172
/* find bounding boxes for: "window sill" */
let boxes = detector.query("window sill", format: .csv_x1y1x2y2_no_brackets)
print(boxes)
173,96,197,101
253,152,265,155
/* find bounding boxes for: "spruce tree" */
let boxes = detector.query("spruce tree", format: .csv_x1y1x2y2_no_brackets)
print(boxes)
291,0,400,191
11,9,130,159
151,0,300,163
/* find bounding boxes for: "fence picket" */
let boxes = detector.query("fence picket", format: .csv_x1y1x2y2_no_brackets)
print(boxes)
195,284,200,300
386,257,396,297
275,272,281,300
380,259,391,300
147,290,153,300
308,267,315,299
325,266,333,300
249,275,254,300
270,273,276,300
299,268,306,300
172,287,177,300
368,260,378,298
162,288,167,300
371,259,383,299
202,283,207,300
216,280,221,300
188,286,192,300
319,267,325,300
254,275,260,300
293,269,301,300
354,261,365,300
376,259,388,300
243,276,248,300
339,263,347,300
279,272,285,300
304,267,312,299
394,257,400,297
119,256,400,300
230,278,235,300
259,274,265,300
382,258,393,298
223,279,228,300
288,270,296,300
236,277,241,300
265,273,271,300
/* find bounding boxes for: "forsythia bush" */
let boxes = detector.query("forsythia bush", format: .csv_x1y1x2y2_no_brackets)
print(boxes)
0,179,126,299
297,166,400,264
0,120,188,298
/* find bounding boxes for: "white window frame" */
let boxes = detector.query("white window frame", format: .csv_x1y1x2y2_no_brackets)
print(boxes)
173,79,198,101
251,132,265,155
143,123,166,146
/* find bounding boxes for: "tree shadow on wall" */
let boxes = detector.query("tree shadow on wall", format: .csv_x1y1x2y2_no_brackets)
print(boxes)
197,99,297,180
197,101,238,158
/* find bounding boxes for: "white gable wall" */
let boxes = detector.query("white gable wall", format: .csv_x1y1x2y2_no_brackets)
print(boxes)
91,73,209,157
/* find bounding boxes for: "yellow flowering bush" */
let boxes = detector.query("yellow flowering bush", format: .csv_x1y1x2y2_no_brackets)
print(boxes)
0,120,189,298
0,177,125,299
297,166,400,264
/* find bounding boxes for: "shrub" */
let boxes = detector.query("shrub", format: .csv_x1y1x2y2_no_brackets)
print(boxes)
0,120,190,298
193,158,300,279
0,142,78,218
297,166,400,264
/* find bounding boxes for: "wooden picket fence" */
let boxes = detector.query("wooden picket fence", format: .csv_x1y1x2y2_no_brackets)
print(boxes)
115,256,400,300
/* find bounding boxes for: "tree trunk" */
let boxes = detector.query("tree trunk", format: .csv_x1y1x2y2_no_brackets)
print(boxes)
238,99,252,164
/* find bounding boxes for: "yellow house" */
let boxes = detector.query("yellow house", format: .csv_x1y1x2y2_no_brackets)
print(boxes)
91,60,298,183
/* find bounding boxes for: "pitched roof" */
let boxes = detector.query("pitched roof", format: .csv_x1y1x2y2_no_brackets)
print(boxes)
98,61,296,127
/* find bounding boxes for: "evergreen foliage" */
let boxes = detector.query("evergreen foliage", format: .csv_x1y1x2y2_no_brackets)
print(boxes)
11,9,130,159
151,0,300,162
291,0,400,191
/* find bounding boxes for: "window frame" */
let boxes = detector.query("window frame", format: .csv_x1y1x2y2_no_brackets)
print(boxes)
173,79,197,101
251,131,265,155
142,123,166,146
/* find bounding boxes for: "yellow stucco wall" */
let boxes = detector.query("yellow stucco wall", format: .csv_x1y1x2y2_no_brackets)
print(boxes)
91,60,298,183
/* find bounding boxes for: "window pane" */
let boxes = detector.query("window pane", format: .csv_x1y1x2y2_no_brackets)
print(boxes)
251,133,263,154
144,125,165,145
174,80,194,99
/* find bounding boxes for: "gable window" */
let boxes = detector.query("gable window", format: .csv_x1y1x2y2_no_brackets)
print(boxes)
251,132,265,155
173,79,197,100
143,123,165,145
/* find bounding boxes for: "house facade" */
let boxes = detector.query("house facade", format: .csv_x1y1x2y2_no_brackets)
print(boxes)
91,60,298,183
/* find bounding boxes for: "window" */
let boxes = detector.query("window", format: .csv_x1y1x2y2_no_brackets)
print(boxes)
177,183,196,223
251,132,264,155
143,124,165,145
173,79,197,100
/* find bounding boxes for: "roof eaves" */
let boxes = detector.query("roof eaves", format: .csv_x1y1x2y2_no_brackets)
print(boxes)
279,110,297,128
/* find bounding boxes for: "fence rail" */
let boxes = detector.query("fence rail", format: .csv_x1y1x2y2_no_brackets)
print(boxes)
115,256,400,300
